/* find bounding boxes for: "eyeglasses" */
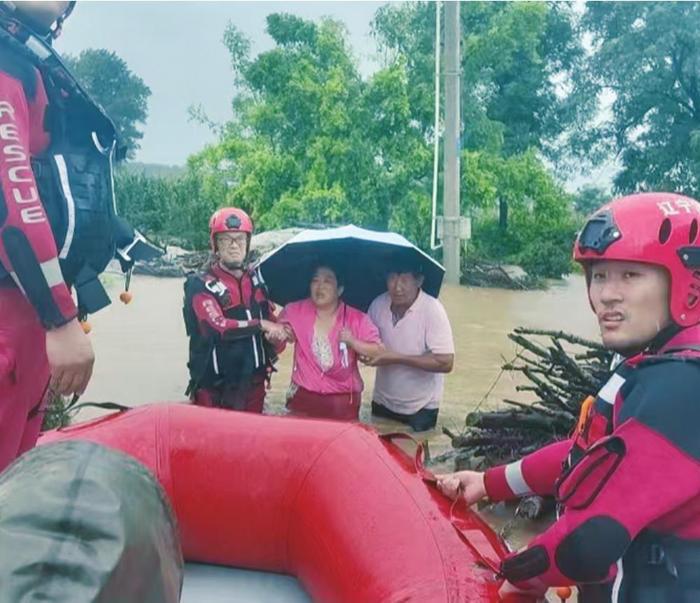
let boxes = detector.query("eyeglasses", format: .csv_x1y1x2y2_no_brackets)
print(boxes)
216,234,247,248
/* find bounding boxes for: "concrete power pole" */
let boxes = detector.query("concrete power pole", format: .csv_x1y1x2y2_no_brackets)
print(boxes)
443,0,461,284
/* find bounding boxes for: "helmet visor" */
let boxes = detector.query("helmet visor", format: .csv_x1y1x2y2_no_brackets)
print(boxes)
578,210,621,255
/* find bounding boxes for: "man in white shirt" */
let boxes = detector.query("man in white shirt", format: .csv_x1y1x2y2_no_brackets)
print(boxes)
366,263,455,431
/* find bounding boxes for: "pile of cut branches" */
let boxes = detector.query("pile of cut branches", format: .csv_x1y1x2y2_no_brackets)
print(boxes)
445,327,613,470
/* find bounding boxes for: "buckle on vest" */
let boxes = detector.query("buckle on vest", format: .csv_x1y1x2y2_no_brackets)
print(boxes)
648,544,665,565
647,543,679,579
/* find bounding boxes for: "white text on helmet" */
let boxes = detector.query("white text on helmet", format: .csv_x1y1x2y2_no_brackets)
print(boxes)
657,199,700,217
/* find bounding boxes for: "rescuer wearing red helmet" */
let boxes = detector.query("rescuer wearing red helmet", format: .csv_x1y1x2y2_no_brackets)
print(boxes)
438,193,700,602
0,0,149,472
183,207,286,412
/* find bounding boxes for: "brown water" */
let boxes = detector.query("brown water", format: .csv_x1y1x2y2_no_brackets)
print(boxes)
79,273,599,576
81,273,598,442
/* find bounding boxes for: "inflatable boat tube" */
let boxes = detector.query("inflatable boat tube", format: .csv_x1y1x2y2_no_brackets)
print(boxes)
41,404,520,602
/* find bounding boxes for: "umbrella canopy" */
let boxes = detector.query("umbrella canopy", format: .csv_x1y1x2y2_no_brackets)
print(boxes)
256,225,445,311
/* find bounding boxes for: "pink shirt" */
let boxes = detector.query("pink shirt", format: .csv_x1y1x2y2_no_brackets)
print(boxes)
280,299,381,394
368,291,454,414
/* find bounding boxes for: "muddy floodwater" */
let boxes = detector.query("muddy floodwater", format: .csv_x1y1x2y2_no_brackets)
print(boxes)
80,273,598,439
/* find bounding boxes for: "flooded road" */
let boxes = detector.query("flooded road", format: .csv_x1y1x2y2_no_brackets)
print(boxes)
80,273,598,442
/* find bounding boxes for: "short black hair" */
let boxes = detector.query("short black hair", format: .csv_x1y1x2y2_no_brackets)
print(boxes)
310,262,345,287
386,259,423,279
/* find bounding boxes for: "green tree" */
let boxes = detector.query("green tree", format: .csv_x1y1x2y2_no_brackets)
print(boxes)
65,49,151,157
372,2,592,238
574,184,609,216
372,1,594,159
582,2,700,195
464,150,578,278
190,14,431,245
179,8,580,282
115,169,218,249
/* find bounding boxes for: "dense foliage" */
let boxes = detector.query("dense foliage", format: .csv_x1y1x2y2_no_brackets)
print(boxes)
65,49,151,157
109,2,700,280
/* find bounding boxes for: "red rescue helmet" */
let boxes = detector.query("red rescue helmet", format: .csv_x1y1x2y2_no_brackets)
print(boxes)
574,192,700,327
209,207,254,251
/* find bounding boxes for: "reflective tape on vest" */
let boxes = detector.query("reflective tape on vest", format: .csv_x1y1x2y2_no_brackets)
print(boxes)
598,373,626,405
11,257,63,289
54,155,76,260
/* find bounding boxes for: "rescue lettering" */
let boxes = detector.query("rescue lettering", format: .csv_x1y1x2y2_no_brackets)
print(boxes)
0,123,19,141
0,99,45,225
0,101,14,119
8,166,32,183
3,144,25,163
13,187,38,204
21,206,45,223
203,299,225,326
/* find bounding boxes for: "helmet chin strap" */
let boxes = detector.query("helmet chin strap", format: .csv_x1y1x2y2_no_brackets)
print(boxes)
645,322,683,354
610,322,681,358
218,250,249,272
0,2,16,17
1,0,73,40
50,1,76,39
221,260,245,271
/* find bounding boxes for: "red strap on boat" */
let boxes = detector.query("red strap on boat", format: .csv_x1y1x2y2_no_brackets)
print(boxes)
448,494,505,574
378,432,436,482
379,432,506,575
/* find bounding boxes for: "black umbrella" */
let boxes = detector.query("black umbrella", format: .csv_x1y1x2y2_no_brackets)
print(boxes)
256,225,445,311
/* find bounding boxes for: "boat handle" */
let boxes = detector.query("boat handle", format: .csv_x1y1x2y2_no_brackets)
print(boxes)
378,432,437,483
379,431,508,578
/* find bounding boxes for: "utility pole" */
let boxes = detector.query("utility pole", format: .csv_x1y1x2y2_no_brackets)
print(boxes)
443,0,461,284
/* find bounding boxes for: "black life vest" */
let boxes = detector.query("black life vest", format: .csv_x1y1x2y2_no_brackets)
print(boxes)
183,270,277,400
0,15,156,316
578,531,700,603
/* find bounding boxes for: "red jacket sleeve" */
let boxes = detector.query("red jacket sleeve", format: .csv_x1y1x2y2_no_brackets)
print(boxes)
499,361,700,590
0,69,76,328
192,291,261,340
484,438,572,502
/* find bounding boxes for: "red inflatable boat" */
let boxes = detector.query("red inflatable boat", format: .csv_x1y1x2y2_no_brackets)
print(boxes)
41,404,520,602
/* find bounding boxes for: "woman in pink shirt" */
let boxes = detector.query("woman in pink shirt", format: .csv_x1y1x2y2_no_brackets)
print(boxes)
279,265,382,420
